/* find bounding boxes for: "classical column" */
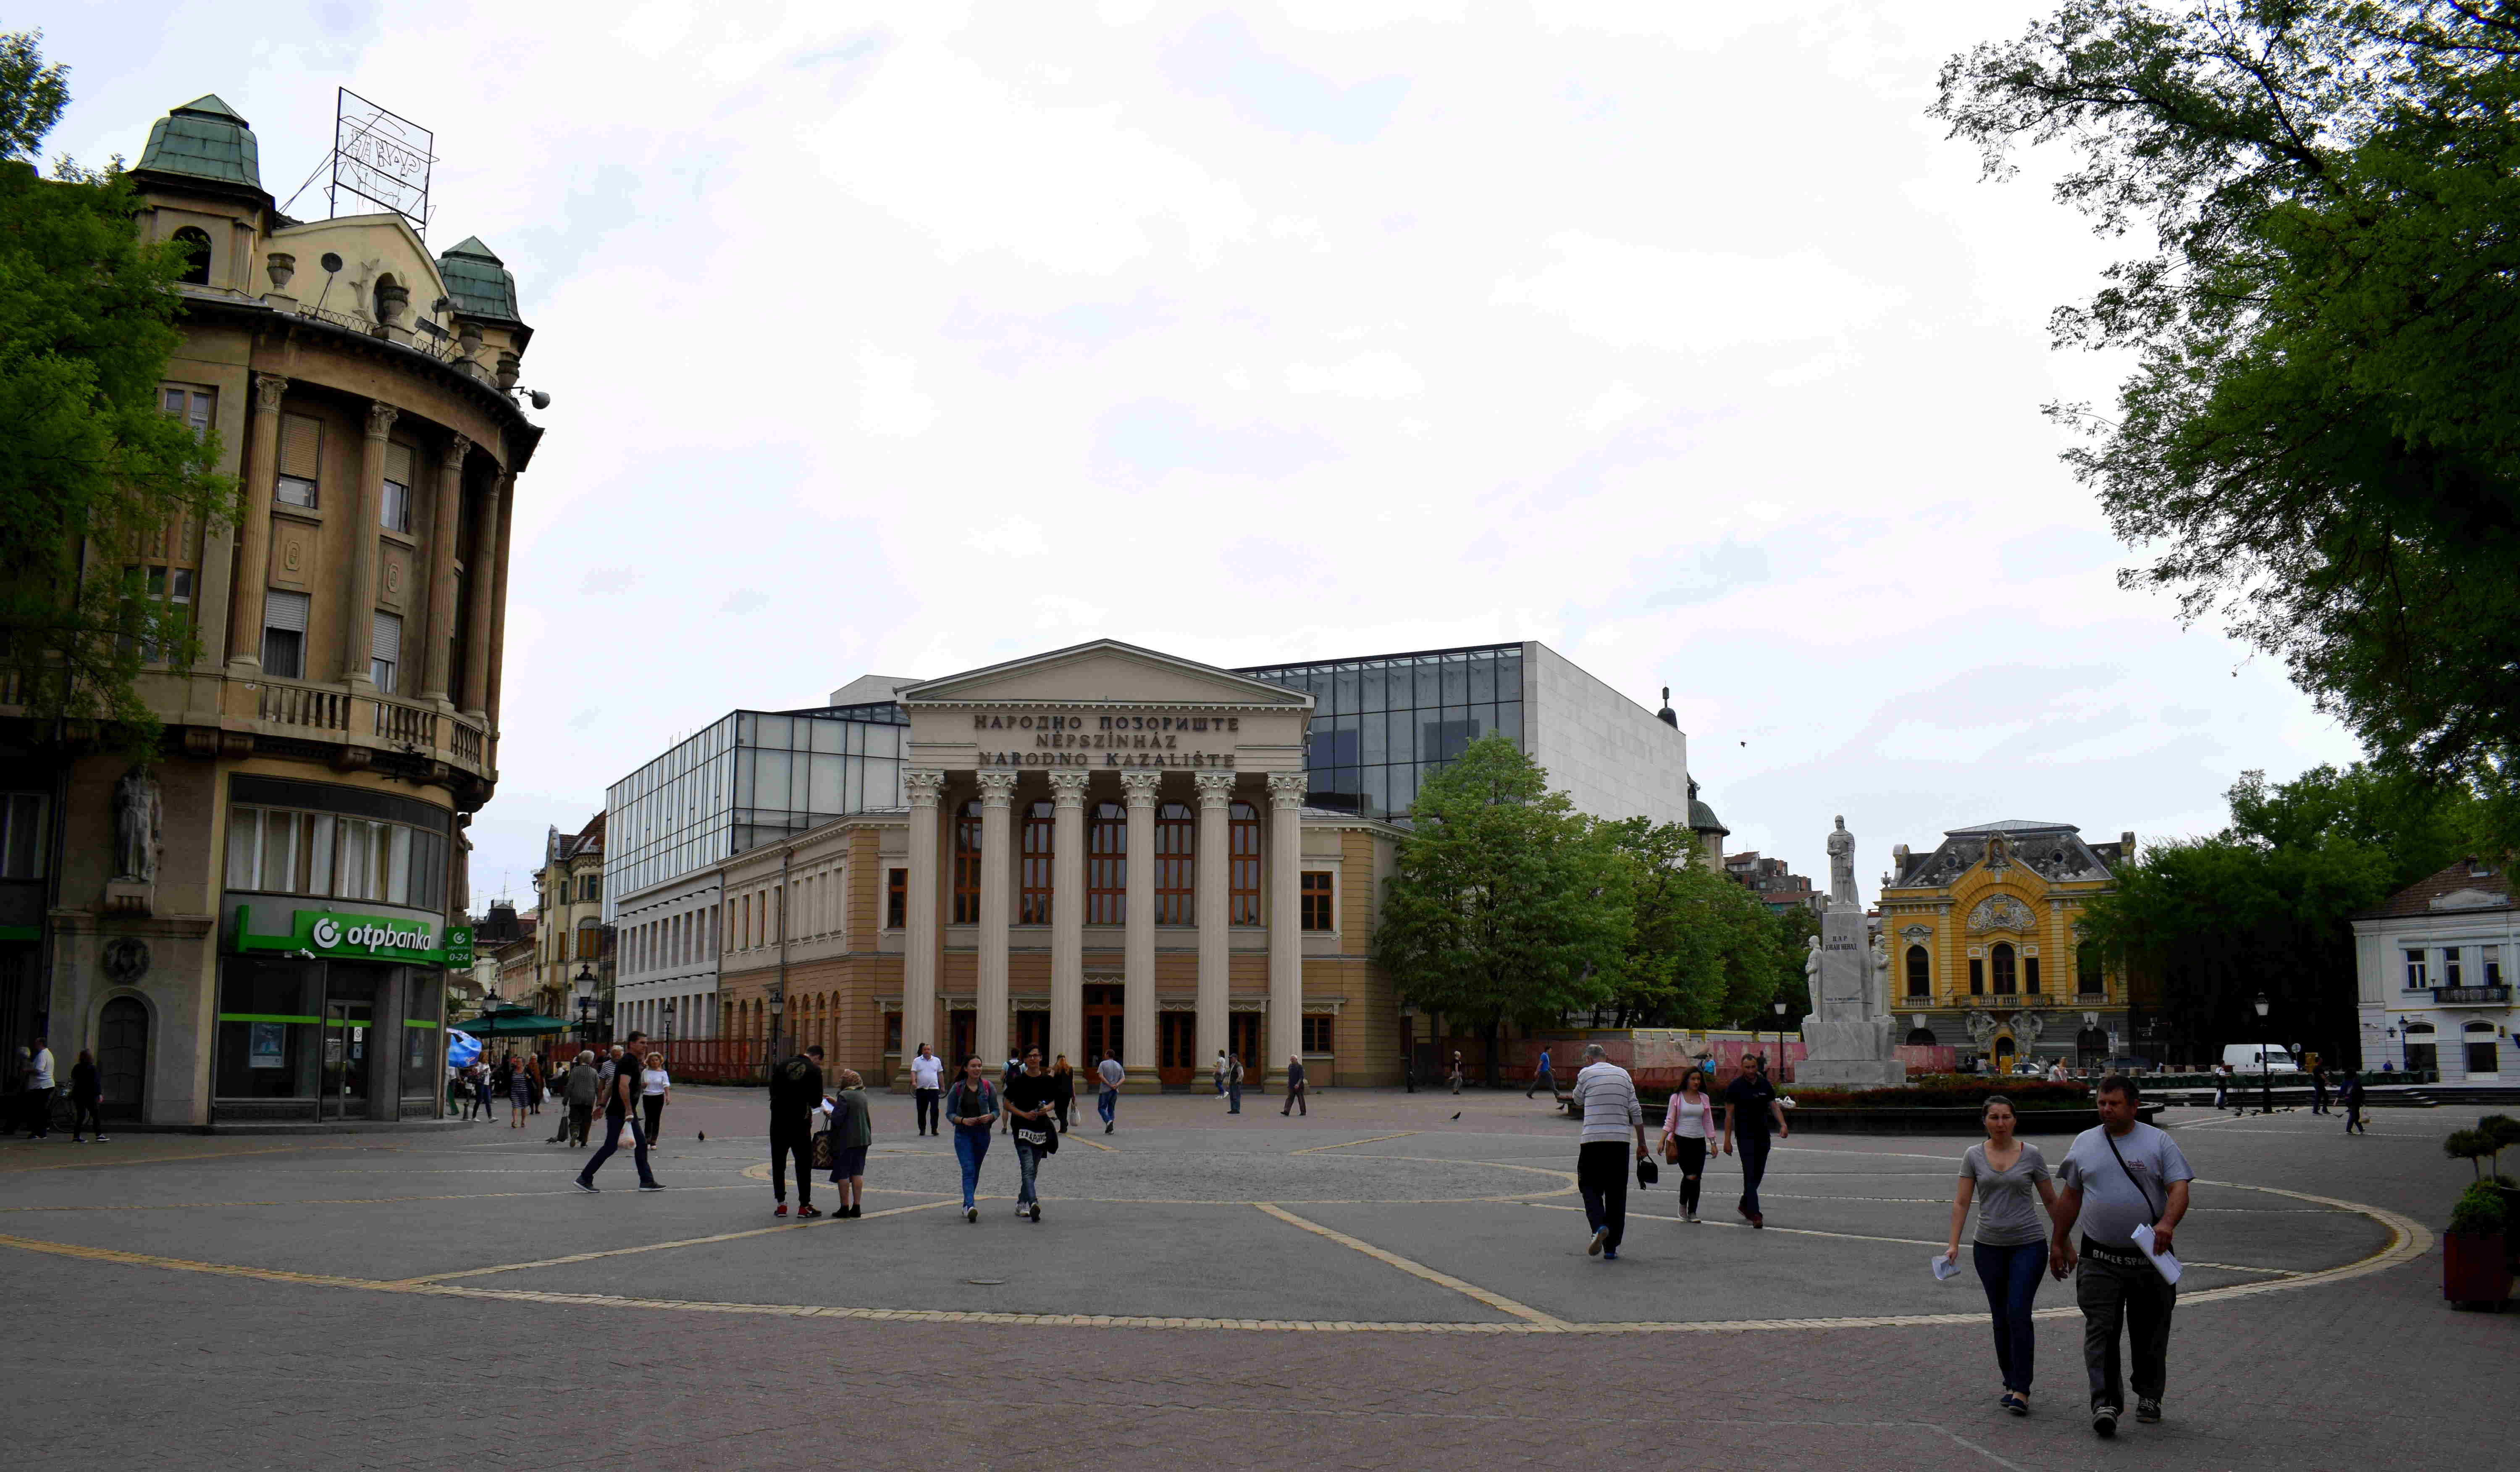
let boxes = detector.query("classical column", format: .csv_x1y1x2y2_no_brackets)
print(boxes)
1048,770,1089,1068
225,373,288,672
420,434,470,706
341,402,395,690
1121,771,1160,1074
484,474,515,730
1194,770,1234,1076
900,769,945,1088
976,770,1017,1068
459,468,501,719
1267,771,1307,1088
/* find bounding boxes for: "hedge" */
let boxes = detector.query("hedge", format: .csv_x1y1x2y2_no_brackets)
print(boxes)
1785,1077,2096,1110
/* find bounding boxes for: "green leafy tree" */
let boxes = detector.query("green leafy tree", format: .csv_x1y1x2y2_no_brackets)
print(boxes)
1932,2,2520,853
1371,734,1626,1085
0,30,234,758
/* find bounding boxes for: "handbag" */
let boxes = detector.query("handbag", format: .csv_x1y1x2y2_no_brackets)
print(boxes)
811,1129,832,1169
1660,1136,1681,1165
1635,1156,1659,1188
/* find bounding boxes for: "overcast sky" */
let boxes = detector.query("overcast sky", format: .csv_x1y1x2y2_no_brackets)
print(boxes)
46,0,2362,908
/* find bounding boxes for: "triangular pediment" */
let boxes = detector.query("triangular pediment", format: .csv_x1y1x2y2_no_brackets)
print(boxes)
900,639,1312,709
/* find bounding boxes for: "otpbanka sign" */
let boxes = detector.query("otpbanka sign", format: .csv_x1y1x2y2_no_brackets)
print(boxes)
972,710,1245,770
234,906,473,967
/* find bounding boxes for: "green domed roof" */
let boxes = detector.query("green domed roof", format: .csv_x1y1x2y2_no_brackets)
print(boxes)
137,95,261,189
1689,797,1727,835
437,236,523,324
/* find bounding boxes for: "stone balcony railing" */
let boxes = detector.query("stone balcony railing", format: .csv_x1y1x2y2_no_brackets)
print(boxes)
2432,983,2512,1006
228,675,496,785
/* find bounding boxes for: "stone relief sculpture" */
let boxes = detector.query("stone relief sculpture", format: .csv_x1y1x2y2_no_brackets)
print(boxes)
1966,894,2037,933
113,765,163,883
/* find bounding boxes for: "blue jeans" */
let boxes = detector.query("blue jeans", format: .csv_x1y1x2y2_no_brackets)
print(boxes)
578,1112,654,1188
1974,1241,2046,1392
1097,1088,1117,1125
1735,1132,1772,1216
1227,1080,1241,1113
1014,1138,1042,1205
953,1125,990,1209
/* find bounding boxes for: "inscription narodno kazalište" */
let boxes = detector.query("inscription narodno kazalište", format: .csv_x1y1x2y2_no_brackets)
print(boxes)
971,710,1246,770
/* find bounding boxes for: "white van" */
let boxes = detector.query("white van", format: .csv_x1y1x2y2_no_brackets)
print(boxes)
2222,1043,2301,1075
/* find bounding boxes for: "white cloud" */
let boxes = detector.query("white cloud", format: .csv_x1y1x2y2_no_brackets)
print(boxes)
1285,350,1425,400
856,344,939,438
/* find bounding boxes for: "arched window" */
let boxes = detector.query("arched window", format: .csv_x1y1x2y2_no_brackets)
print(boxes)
1228,800,1260,925
1087,801,1126,925
952,799,982,925
172,226,211,285
1904,1027,1937,1047
1905,945,1929,997
1155,801,1195,925
1991,943,2017,995
1020,799,1055,925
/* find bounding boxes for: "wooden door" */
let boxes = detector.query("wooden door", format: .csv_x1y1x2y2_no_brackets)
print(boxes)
1230,1012,1261,1079
1016,1010,1048,1062
1082,985,1124,1067
949,1010,975,1070
1158,1011,1195,1087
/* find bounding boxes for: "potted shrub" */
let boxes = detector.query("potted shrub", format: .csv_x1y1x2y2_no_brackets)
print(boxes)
2443,1129,2511,1309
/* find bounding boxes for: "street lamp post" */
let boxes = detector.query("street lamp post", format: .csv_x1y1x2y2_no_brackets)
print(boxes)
1773,998,1789,1083
572,964,597,1047
2253,992,2273,1115
662,997,677,1046
769,994,785,1067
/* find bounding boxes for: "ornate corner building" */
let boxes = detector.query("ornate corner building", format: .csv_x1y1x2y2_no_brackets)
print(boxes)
0,95,544,1125
1876,820,2139,1071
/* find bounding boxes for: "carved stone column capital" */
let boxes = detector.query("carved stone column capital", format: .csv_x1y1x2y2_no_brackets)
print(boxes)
1047,770,1090,806
976,770,1019,807
1120,770,1161,807
905,769,947,808
1265,771,1307,808
255,373,289,411
446,432,472,466
365,401,399,439
1194,770,1236,808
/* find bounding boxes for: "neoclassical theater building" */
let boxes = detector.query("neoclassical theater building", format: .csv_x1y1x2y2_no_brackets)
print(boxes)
609,640,1711,1089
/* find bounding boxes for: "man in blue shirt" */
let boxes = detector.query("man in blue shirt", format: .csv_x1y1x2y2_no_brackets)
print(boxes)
1526,1046,1556,1099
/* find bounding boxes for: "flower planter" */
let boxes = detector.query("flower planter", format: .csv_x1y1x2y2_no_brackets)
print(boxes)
2443,1230,2511,1309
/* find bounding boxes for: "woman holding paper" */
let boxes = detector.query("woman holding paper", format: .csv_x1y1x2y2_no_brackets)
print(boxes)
1941,1096,2061,1417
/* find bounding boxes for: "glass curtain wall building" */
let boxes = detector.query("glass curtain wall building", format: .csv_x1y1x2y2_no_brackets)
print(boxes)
604,704,908,919
1233,644,1526,820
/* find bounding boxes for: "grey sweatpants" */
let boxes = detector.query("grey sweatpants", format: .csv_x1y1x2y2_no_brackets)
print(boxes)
2076,1247,2176,1409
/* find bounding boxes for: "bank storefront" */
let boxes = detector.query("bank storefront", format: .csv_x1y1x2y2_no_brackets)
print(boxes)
217,776,472,1122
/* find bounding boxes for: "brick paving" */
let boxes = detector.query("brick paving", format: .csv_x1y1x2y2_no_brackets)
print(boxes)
3,1089,2512,1469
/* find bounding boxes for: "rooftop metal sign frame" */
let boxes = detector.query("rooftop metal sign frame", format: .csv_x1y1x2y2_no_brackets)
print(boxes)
328,87,433,236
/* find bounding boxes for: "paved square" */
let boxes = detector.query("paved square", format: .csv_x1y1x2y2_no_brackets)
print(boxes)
3,1088,2509,1469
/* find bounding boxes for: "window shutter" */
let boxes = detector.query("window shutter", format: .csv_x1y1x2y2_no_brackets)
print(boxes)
264,589,310,632
280,415,322,478
384,442,415,485
370,610,402,662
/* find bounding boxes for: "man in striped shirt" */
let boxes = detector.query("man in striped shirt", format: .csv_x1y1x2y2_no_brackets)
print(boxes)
1571,1043,1649,1260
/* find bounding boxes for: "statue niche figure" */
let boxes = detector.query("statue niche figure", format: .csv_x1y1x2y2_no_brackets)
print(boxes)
113,766,163,883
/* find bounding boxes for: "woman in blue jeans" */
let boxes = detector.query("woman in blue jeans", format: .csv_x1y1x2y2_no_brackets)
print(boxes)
1941,1096,2063,1416
944,1055,999,1224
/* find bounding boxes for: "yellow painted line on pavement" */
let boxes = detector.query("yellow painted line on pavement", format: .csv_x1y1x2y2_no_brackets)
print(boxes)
0,1183,758,1213
1290,1131,1419,1154
0,1143,326,1174
1252,1201,1567,1329
392,1197,960,1284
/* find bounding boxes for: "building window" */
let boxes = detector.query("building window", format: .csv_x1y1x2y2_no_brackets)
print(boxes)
2024,956,2041,994
1301,1015,1335,1054
1020,799,1055,925
1154,801,1194,925
1990,944,2017,996
277,413,321,508
1087,802,1126,925
2486,946,2504,987
886,867,907,929
260,589,309,678
2444,946,2463,987
1228,801,1260,925
225,804,445,912
580,873,601,903
1,793,50,880
577,920,600,960
380,443,415,533
369,610,402,693
123,563,194,663
952,800,982,925
1905,945,1929,997
171,226,211,285
1969,957,1984,996
2403,1023,2437,1073
2467,1020,2499,1074
1300,871,1334,931
161,385,213,439
2078,942,2104,996
2404,950,2429,989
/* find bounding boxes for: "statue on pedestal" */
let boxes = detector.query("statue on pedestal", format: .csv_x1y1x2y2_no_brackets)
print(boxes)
1797,815,1908,1090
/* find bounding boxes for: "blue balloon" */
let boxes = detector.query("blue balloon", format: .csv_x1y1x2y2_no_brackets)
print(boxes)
446,1030,482,1068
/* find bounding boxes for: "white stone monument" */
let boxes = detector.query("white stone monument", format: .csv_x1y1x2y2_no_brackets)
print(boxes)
1796,816,1908,1090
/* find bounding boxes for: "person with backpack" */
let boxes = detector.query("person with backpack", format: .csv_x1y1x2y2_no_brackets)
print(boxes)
1005,1047,1058,1222
945,1055,1000,1222
767,1044,825,1218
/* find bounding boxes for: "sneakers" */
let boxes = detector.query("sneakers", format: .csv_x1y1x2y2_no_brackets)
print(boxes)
1030,1202,1042,1223
774,1203,788,1216
798,1204,822,1219
1601,1247,1619,1260
1588,1227,1608,1256
573,1179,598,1193
2092,1405,2120,1438
2136,1398,2163,1424
1682,1210,1698,1223
2000,1391,2027,1416
1104,1122,1113,1134
94,1135,110,1143
965,1206,979,1223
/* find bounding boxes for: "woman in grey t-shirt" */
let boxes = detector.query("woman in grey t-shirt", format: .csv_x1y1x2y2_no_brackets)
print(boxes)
1940,1096,2062,1416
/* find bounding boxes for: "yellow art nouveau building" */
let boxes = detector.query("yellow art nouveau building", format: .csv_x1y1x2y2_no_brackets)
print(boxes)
1876,820,2134,1070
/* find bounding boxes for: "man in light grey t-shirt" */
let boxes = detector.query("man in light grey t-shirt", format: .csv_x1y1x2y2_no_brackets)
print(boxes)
2052,1076,2192,1438
1096,1051,1125,1134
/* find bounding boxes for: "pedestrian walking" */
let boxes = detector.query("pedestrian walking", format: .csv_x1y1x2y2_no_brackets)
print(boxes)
470,1060,494,1122
1526,1046,1555,1099
574,1044,662,1193
2340,1069,2368,1134
910,1044,944,1137
767,1044,824,1217
1571,1044,1648,1260
1213,1049,1229,1096
23,1036,55,1138
1448,1050,1465,1095
69,1049,105,1143
1658,1069,1716,1222
1719,1053,1787,1227
825,1069,871,1218
561,1050,599,1146
1096,1050,1124,1133
2210,1062,2232,1113
640,1051,672,1143
2050,1075,2192,1438
2310,1064,2330,1115
945,1055,1000,1222
525,1053,544,1116
1225,1051,1244,1114
507,1053,531,1129
1006,1047,1058,1222
1942,1096,2063,1417
1281,1054,1307,1116
1050,1053,1076,1130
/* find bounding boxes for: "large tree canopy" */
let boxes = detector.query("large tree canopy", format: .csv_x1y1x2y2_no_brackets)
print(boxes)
1933,2,2520,847
0,30,232,755
1597,816,1811,1030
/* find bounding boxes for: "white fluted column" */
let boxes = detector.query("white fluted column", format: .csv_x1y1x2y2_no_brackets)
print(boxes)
976,770,1017,1068
1266,771,1306,1088
1121,771,1159,1075
1194,770,1234,1074
1049,770,1088,1069
900,769,944,1088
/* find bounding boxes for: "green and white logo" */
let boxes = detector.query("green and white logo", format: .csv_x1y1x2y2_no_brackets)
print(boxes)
236,906,460,966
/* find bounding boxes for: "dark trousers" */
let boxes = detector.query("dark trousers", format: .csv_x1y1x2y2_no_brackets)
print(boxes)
2077,1246,2176,1409
1735,1131,1773,1216
1577,1140,1630,1250
2311,1083,2328,1113
1974,1241,2046,1393
1282,1083,1306,1116
1526,1069,1554,1098
578,1111,655,1187
1673,1136,1707,1214
1227,1079,1241,1113
642,1093,665,1142
2345,1102,2365,1133
567,1102,593,1146
71,1096,102,1136
915,1087,940,1135
770,1129,813,1206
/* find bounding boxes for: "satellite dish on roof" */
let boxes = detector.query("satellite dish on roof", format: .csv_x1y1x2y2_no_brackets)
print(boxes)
320,252,343,273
